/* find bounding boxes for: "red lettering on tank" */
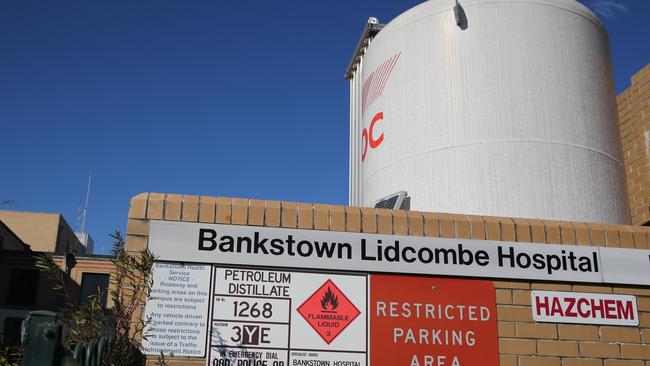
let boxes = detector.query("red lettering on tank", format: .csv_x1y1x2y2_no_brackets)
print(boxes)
362,112,385,162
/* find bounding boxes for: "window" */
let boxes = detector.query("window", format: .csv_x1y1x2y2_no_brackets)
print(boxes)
79,273,110,307
6,269,39,306
2,317,23,346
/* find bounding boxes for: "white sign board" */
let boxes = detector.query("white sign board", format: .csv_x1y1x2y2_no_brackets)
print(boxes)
148,221,650,286
208,267,367,366
143,262,212,357
531,291,639,326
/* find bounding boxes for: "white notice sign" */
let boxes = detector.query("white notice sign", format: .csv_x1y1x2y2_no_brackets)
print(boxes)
148,221,650,286
143,262,212,357
531,291,639,326
208,267,367,366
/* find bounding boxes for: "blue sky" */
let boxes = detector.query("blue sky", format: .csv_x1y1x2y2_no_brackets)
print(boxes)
1,0,648,254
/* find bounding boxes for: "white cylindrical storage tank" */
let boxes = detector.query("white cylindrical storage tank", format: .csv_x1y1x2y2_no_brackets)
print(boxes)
358,0,628,224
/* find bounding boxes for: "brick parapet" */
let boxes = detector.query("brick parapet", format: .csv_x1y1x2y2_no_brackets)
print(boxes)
127,193,650,250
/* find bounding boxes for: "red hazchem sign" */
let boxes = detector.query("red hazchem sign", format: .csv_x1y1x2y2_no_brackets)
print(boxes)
370,275,498,366
531,291,638,326
297,279,361,344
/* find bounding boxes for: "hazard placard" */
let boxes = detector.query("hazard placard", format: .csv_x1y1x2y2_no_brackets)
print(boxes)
369,276,499,366
297,279,361,344
208,267,367,366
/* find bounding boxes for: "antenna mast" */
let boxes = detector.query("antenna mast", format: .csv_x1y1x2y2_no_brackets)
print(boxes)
81,172,92,232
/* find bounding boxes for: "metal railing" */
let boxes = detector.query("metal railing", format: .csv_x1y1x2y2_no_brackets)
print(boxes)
20,311,113,366
73,336,113,366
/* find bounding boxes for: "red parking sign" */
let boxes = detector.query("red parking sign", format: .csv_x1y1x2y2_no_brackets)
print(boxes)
370,275,498,366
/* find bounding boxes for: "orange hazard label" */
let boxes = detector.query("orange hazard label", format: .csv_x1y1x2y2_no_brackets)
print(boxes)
370,275,498,366
297,279,360,344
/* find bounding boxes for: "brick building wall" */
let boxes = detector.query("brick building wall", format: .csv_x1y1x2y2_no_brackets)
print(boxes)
126,193,650,366
618,63,650,225
0,210,85,254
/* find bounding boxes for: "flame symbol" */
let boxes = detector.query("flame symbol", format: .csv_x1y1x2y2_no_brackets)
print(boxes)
320,287,339,311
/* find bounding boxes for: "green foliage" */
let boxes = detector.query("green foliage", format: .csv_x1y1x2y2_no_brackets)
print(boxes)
105,231,155,366
153,351,168,366
0,346,23,366
34,230,156,366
